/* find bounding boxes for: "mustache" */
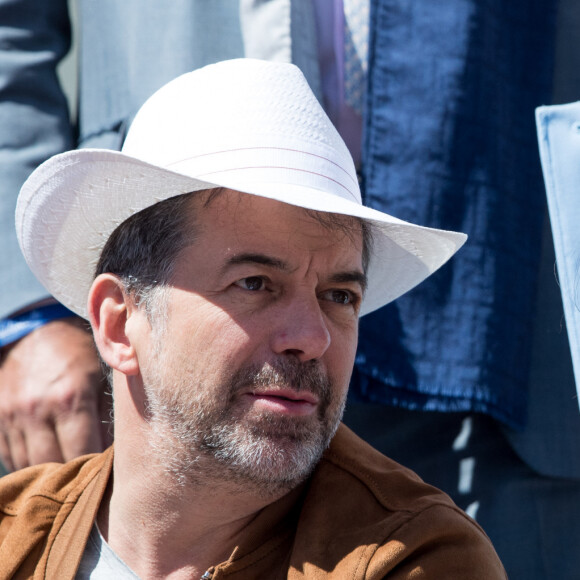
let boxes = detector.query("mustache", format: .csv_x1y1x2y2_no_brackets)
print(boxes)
229,359,332,403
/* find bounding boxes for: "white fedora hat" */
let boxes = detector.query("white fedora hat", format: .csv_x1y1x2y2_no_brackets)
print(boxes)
16,58,466,319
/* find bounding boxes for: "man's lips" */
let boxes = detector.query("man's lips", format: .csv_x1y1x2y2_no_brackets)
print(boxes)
243,388,319,416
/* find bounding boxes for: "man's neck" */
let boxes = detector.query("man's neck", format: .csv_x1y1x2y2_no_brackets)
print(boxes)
99,435,293,579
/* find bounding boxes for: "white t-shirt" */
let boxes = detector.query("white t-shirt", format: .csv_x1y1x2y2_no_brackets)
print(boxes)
75,524,140,579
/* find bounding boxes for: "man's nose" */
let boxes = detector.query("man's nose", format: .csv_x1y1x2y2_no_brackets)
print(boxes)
270,294,331,362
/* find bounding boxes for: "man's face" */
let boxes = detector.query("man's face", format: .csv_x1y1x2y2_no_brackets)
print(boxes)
136,190,366,493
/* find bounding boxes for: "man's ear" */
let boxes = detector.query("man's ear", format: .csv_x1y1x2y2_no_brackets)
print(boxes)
88,274,141,376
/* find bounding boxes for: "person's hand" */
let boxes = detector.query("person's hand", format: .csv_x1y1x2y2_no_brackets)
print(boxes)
0,318,112,472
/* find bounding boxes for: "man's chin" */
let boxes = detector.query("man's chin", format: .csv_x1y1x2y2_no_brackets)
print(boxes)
202,421,329,491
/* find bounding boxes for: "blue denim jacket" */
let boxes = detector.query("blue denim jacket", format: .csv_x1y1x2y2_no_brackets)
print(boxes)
351,0,558,430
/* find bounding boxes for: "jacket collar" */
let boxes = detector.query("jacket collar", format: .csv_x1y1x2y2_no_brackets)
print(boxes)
45,446,113,578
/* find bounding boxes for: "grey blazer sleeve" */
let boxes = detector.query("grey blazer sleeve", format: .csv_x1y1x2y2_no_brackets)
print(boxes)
0,0,74,318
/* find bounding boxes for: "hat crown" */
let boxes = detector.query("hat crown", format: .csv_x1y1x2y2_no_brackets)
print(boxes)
122,59,358,200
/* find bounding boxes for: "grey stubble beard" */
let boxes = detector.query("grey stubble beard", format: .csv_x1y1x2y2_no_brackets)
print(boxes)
144,357,346,497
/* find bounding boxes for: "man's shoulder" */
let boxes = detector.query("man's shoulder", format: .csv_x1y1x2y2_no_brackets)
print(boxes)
0,449,112,577
0,448,111,551
294,424,506,578
318,423,459,514
0,450,109,517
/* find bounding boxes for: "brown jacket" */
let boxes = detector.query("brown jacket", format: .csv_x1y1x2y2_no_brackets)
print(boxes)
0,425,506,579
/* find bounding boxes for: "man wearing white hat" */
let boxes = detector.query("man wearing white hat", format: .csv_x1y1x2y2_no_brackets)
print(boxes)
0,59,504,578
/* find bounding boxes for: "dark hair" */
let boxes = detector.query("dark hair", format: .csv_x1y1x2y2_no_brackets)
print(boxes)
95,191,200,316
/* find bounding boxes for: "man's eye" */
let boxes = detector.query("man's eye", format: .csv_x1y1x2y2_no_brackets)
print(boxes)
325,290,353,305
235,277,266,291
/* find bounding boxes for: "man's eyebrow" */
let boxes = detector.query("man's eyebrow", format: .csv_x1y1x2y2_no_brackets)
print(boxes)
330,271,368,293
223,253,290,272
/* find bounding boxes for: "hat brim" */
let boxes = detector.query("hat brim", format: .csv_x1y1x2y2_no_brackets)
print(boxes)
16,148,466,319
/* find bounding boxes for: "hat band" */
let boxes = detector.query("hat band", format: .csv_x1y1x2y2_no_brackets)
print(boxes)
156,146,361,204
